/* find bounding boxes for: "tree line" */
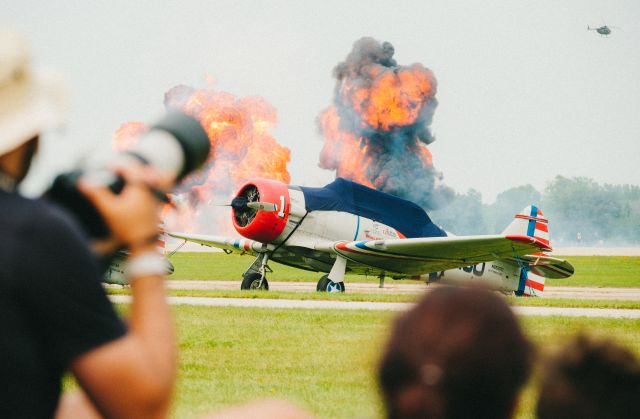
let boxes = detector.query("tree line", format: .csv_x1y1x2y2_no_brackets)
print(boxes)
429,176,640,245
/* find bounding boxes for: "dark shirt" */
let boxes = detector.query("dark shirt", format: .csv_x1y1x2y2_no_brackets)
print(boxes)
0,190,126,418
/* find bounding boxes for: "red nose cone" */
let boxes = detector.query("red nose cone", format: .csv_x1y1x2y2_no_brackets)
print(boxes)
232,178,290,243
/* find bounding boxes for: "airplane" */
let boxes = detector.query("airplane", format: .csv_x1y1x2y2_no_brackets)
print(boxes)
104,225,174,285
168,177,574,296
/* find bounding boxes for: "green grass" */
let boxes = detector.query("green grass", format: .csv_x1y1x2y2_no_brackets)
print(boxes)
504,296,640,309
167,305,640,419
64,304,640,418
106,287,640,309
169,252,371,282
108,288,417,303
172,306,388,418
169,253,640,288
546,256,640,287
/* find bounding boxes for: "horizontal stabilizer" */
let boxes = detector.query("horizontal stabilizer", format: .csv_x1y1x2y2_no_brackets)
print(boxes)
501,254,574,279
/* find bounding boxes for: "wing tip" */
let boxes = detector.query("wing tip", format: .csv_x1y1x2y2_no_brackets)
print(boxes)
505,234,553,252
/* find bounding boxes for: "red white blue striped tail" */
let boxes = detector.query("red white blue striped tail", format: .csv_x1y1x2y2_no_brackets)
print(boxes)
503,206,551,296
502,205,551,250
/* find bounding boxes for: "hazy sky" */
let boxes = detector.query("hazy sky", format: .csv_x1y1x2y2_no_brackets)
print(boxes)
5,0,640,202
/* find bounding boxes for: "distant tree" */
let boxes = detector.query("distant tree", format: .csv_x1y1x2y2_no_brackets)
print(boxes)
430,189,488,235
428,176,639,245
607,184,640,243
486,185,542,233
542,176,640,245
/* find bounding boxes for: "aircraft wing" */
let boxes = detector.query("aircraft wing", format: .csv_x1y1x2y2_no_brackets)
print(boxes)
168,232,271,255
330,234,552,275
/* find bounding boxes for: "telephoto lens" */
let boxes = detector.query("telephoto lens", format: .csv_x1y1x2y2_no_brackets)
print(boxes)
45,111,210,239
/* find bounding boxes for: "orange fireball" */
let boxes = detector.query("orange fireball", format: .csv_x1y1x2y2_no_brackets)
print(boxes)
113,83,291,233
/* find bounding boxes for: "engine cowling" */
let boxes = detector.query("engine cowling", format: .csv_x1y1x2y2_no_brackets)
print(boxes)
232,178,290,243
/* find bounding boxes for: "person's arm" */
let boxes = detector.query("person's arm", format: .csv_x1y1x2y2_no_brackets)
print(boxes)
67,166,176,418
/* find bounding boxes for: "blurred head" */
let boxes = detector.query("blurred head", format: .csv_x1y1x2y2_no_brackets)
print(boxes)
378,286,532,419
0,29,66,183
537,334,640,419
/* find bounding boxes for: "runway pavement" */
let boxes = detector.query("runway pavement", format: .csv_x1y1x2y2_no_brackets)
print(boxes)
164,280,640,301
109,294,640,318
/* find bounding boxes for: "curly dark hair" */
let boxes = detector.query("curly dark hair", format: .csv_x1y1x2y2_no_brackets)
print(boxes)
378,286,532,419
536,334,640,419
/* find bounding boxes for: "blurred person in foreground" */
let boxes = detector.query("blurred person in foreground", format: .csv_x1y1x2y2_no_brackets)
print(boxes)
378,286,533,419
0,30,176,418
536,334,640,419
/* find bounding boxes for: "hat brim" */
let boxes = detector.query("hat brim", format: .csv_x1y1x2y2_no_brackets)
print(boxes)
0,71,68,155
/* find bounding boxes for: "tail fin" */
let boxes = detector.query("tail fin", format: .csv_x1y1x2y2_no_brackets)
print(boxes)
501,205,550,250
503,206,557,297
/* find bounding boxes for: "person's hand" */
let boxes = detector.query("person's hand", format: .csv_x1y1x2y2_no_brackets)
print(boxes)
78,164,171,252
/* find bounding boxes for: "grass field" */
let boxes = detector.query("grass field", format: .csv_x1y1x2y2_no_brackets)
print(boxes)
164,305,640,419
168,252,370,283
93,253,640,418
167,252,640,288
546,256,640,287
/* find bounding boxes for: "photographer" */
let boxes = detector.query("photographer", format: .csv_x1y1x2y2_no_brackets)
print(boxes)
0,30,176,418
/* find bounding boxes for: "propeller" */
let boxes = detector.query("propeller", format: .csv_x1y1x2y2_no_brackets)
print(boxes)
197,199,279,212
209,191,278,213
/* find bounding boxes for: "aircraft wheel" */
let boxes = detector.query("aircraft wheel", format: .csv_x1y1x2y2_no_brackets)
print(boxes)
241,273,269,290
316,274,345,293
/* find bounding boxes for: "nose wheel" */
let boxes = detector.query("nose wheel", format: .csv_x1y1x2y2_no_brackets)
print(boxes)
317,274,345,293
241,253,271,290
241,272,269,290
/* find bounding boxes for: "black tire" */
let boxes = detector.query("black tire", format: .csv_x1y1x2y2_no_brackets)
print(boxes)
241,272,269,290
316,274,345,293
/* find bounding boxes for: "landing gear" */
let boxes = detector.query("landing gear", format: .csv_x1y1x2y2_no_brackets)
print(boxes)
316,274,345,293
316,255,347,292
241,253,271,291
241,272,269,290
379,272,386,288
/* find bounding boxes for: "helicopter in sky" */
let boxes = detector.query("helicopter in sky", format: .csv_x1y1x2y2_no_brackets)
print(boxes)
587,24,613,37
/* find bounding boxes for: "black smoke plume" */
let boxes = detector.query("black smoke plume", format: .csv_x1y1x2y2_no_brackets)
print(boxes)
318,37,453,209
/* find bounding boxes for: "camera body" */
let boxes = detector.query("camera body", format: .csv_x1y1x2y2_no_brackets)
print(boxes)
45,111,210,239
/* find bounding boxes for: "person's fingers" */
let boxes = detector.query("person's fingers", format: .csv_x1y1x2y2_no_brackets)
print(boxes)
77,180,116,211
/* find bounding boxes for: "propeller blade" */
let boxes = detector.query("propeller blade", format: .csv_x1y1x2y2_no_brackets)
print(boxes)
247,202,278,212
205,201,233,207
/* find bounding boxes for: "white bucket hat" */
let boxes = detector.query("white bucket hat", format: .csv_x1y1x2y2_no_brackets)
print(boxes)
0,29,67,155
